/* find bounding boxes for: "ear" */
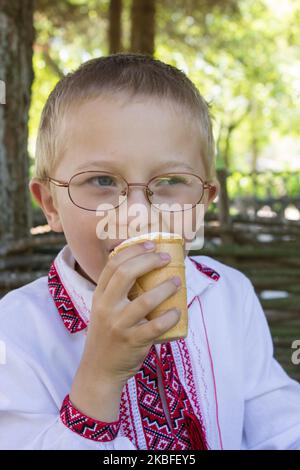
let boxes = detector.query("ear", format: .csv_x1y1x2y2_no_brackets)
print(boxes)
208,178,219,204
203,178,219,212
29,178,63,233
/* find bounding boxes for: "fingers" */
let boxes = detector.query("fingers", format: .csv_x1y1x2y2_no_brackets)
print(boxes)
103,251,172,304
119,276,182,329
95,241,157,295
134,308,181,345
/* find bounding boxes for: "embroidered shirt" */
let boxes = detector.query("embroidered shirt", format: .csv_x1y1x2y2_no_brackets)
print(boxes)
0,244,300,450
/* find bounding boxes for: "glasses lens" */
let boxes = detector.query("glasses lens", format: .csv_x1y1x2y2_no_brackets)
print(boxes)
148,174,204,211
69,172,127,210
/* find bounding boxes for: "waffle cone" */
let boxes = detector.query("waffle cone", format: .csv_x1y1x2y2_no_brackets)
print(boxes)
109,233,188,343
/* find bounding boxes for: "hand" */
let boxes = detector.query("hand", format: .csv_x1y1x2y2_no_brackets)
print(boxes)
69,241,181,421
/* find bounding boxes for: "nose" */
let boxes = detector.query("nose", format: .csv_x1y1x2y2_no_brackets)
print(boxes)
125,184,151,207
119,184,155,236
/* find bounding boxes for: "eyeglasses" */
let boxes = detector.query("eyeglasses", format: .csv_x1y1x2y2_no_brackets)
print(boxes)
41,171,215,212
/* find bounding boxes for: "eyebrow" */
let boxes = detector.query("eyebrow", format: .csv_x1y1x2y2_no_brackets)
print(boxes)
75,159,195,173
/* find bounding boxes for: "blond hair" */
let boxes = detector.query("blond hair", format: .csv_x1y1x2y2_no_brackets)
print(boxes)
34,53,216,181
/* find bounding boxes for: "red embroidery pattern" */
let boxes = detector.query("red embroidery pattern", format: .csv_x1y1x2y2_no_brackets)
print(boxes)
48,262,87,333
48,255,210,449
120,383,140,448
160,342,208,450
178,338,206,433
136,343,208,450
190,258,220,281
60,394,120,442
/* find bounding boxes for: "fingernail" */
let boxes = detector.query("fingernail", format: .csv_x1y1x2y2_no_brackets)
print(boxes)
172,276,181,287
143,241,155,250
159,252,171,261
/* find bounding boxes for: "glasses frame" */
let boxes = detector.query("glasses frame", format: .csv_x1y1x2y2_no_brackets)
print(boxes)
40,170,215,212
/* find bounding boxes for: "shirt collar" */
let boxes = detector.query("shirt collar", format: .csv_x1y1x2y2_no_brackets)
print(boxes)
48,244,220,334
185,255,220,306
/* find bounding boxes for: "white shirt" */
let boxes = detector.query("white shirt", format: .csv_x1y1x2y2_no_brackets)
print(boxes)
0,244,300,450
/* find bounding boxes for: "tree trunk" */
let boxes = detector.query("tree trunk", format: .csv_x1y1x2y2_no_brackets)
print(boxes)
109,0,123,54
0,0,34,242
130,0,155,55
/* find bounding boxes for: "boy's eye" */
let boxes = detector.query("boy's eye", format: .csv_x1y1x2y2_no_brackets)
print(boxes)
154,176,188,186
88,175,118,187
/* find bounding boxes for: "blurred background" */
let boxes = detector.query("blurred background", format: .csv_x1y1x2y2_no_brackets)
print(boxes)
0,0,299,380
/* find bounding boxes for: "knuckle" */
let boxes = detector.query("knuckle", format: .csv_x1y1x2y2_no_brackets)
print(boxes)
108,257,118,271
115,264,128,279
138,294,153,311
110,318,123,336
92,303,107,320
146,252,163,264
166,278,177,292
152,320,164,337
127,332,137,348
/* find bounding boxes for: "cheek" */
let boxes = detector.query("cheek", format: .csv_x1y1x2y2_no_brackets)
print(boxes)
60,208,109,281
59,204,101,247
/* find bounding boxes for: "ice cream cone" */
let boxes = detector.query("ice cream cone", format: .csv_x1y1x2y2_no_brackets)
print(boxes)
109,232,188,343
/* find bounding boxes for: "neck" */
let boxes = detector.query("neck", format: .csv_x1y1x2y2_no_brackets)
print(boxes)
74,260,97,286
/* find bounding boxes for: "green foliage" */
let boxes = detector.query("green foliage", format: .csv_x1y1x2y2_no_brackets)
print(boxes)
29,0,300,178
227,170,300,199
156,0,300,172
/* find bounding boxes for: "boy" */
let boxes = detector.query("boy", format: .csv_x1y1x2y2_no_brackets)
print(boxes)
0,53,300,450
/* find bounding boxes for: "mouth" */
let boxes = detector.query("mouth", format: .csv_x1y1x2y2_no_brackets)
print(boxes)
108,242,123,253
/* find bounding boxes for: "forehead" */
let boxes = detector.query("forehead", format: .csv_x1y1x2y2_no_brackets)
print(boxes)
67,92,198,139
56,93,206,178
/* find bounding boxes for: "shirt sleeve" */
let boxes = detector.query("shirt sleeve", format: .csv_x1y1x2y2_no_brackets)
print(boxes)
0,332,136,450
59,394,121,443
241,280,300,450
